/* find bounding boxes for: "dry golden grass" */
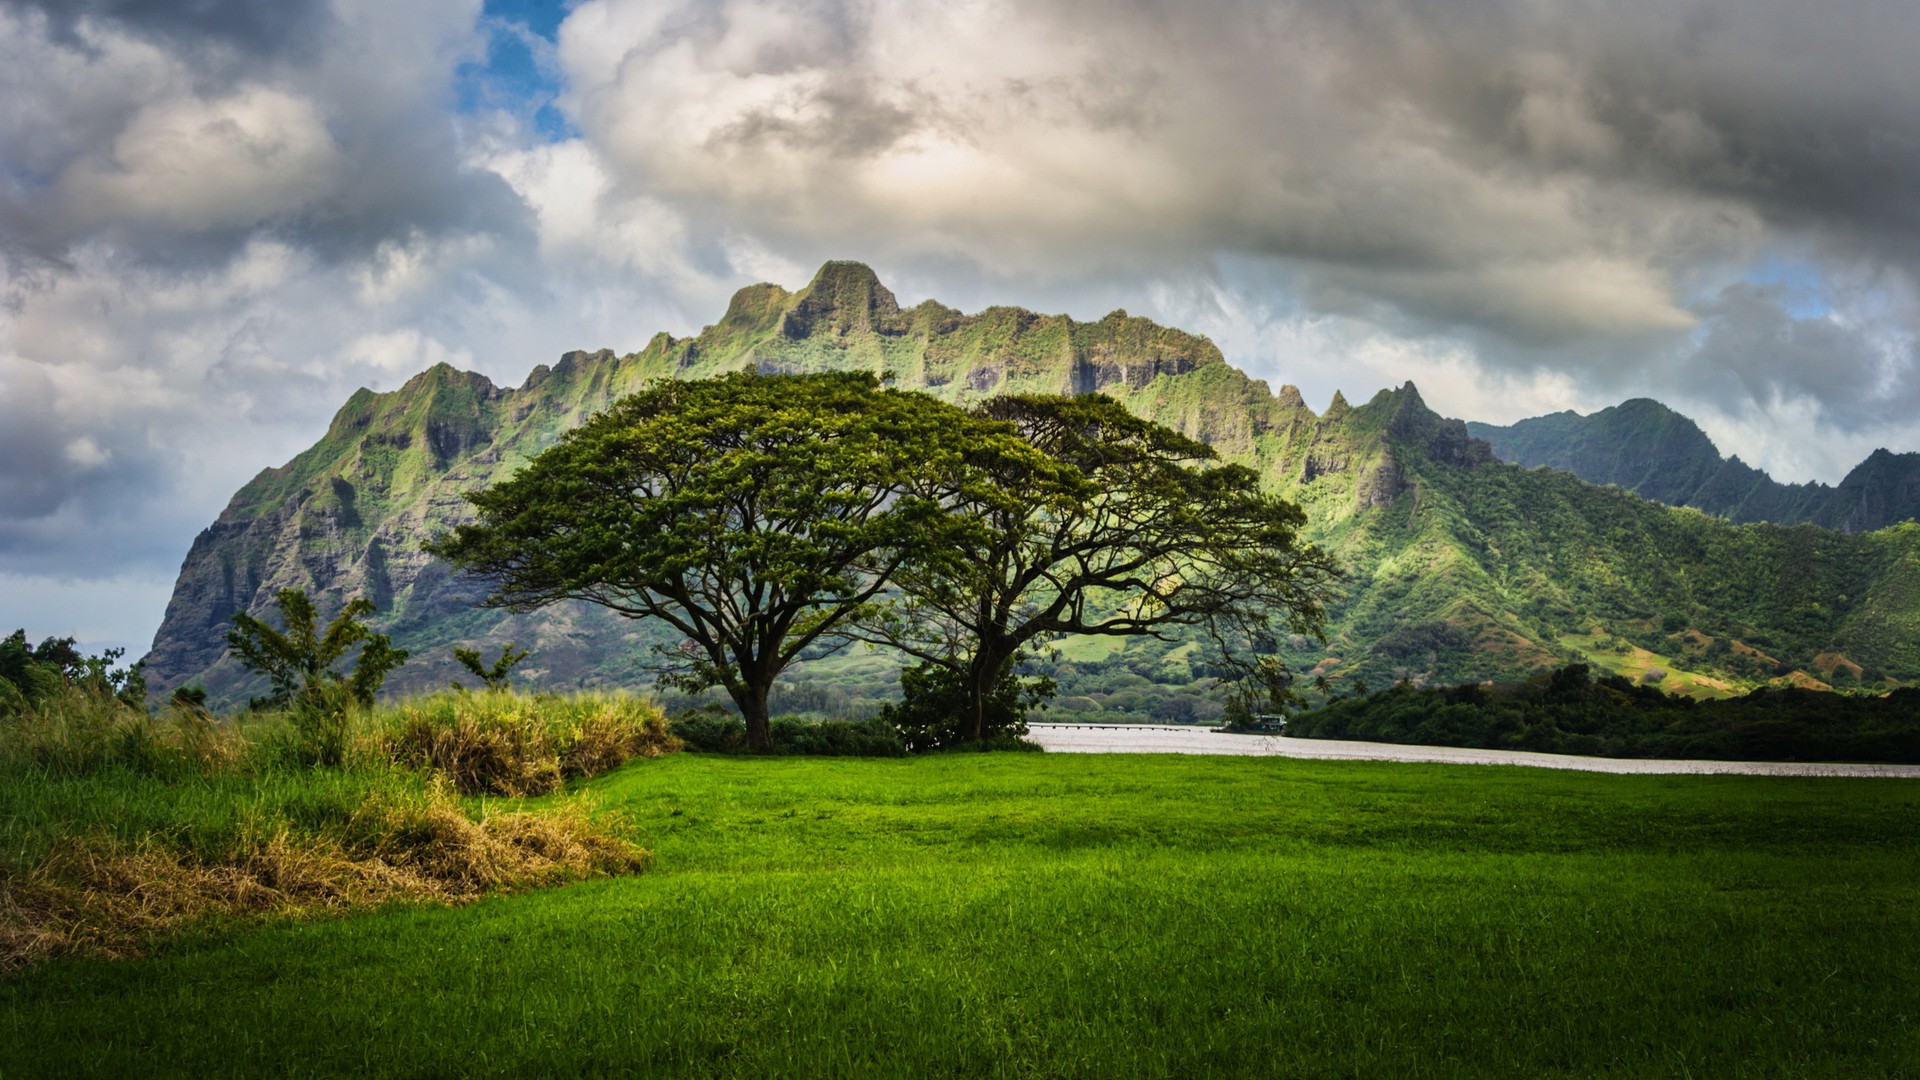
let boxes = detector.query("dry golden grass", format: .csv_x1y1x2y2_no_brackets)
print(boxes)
1,786,648,973
378,691,681,796
0,687,253,779
1,687,664,975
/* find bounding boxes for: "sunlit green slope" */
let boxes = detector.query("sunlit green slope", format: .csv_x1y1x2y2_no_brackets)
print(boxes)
143,262,1920,710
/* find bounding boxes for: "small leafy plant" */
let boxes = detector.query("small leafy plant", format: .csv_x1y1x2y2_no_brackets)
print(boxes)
453,643,529,691
227,589,408,764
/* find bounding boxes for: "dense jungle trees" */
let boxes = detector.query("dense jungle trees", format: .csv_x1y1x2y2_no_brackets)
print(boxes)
0,630,146,714
429,371,1336,749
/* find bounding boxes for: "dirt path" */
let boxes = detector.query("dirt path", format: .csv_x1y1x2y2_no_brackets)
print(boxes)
1025,723,1920,778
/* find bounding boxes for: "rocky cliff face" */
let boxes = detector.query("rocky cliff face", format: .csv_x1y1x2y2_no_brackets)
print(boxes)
144,262,1920,703
1470,399,1920,531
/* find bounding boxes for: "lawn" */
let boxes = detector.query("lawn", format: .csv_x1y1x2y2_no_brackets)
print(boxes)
3,752,1917,1078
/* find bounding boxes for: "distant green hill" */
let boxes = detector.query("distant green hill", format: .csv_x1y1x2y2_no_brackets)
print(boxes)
143,262,1920,714
1469,399,1920,532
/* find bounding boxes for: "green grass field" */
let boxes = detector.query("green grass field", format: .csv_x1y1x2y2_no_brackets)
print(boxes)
4,752,1917,1078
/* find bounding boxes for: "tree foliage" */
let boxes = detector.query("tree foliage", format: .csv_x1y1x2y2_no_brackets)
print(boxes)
1288,664,1920,763
427,370,1046,750
0,630,146,714
453,643,528,691
227,589,409,710
878,661,1055,752
860,393,1340,739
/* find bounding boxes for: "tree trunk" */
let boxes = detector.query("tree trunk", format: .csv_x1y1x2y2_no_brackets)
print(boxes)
965,646,1013,742
734,685,774,751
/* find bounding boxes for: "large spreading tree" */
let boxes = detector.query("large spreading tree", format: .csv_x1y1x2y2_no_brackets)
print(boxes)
426,370,1046,749
863,393,1340,744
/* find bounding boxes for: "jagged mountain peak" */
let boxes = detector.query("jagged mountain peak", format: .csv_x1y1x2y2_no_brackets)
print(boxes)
779,260,901,339
721,281,793,320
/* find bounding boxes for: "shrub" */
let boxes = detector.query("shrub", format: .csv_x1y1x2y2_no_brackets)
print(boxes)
2,687,662,972
769,716,906,757
668,706,749,752
227,589,408,712
880,662,1044,752
452,643,528,691
923,730,1044,754
1,630,146,714
0,683,249,779
670,708,907,756
287,682,359,767
2,779,647,972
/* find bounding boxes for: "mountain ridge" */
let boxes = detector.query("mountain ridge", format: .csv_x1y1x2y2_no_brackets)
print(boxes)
143,262,1920,712
1469,400,1920,532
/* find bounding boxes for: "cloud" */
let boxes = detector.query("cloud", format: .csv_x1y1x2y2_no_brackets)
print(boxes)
554,0,1774,344
6,0,1920,651
550,0,1920,363
54,85,343,234
0,0,528,267
1682,278,1920,444
9,0,332,56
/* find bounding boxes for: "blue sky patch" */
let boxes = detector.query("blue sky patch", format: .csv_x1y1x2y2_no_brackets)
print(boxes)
455,0,577,140
1745,256,1831,320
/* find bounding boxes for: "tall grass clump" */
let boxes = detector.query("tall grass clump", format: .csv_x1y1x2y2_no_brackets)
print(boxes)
375,690,679,796
0,684,245,780
1,685,658,973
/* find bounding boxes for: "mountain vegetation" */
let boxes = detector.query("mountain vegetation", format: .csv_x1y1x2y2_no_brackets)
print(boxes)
141,261,1920,716
1289,663,1920,763
1470,398,1920,531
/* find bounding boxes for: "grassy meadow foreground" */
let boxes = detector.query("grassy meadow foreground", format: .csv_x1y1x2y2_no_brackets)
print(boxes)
4,750,1917,1078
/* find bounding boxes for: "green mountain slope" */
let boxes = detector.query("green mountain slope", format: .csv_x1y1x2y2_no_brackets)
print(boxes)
1469,399,1920,532
143,262,1920,712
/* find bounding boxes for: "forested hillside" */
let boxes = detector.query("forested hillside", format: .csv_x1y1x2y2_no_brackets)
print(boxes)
1470,399,1920,532
143,262,1920,714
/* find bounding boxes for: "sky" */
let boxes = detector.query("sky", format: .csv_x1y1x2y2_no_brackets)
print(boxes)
4,0,1919,657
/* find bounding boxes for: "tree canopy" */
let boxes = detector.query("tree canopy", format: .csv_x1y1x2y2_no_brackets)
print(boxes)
426,370,1046,749
861,393,1340,743
0,630,146,714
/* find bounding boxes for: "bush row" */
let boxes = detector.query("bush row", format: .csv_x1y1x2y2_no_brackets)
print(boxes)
1287,664,1920,763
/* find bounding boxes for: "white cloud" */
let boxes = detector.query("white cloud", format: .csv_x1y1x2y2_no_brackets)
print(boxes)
55,86,342,234
62,436,110,469
336,329,474,377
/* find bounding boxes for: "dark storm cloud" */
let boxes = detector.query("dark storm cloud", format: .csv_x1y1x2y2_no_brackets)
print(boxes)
570,0,1920,352
1683,282,1919,427
1299,0,1920,266
4,0,331,57
0,355,173,567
